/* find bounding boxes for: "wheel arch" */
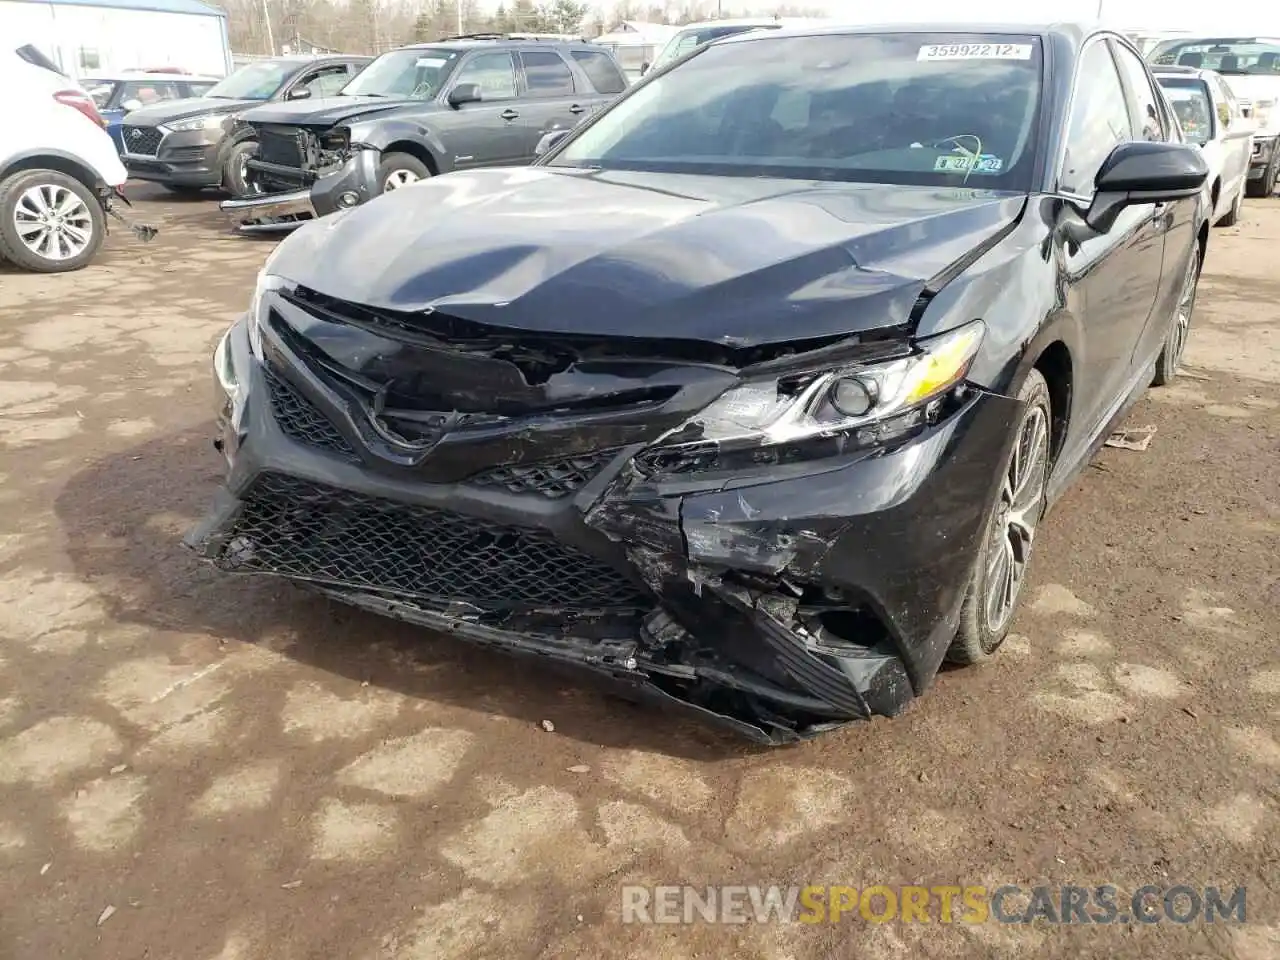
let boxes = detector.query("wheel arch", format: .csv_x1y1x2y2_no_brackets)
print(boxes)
381,140,439,176
0,151,103,194
1030,340,1073,462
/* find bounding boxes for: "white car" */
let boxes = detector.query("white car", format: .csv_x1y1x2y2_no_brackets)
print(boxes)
1153,64,1255,226
0,44,153,272
1148,37,1280,198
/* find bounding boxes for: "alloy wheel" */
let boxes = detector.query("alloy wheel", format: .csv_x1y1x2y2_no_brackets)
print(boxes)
12,183,94,263
383,169,420,191
1166,251,1199,372
983,403,1050,633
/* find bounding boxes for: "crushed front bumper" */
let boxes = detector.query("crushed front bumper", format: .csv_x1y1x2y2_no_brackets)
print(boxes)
189,314,1022,743
222,151,379,233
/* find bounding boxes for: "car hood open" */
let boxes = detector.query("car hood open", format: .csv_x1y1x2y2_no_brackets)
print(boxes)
270,167,1027,347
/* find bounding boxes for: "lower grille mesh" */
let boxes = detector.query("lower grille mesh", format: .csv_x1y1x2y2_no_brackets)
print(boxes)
217,473,648,611
264,365,359,461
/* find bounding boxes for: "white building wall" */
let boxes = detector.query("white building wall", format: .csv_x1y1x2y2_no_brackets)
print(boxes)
0,0,230,80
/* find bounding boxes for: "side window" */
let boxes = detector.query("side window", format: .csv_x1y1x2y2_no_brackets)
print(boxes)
186,81,216,97
1215,76,1240,126
520,51,575,97
1060,42,1133,195
298,66,350,98
1112,44,1167,141
121,80,183,105
569,50,626,95
453,52,517,101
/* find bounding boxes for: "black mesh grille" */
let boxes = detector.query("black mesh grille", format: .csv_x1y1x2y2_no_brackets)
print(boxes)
123,125,163,156
217,473,648,611
465,451,616,498
263,365,359,461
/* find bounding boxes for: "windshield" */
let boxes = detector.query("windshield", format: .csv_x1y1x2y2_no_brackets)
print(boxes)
553,32,1044,189
205,60,295,100
650,24,777,71
83,79,117,108
1150,38,1280,75
1158,77,1216,143
341,48,460,98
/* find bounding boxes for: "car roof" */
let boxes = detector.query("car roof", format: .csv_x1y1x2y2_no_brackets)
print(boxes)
1151,64,1219,79
719,20,1096,42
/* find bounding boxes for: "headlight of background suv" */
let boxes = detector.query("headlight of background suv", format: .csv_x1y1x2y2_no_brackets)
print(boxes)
164,113,227,134
635,320,985,477
1252,99,1274,132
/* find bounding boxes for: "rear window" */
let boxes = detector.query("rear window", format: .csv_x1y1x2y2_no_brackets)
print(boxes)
16,43,65,76
1158,77,1215,142
570,49,627,94
1150,38,1280,75
521,50,574,96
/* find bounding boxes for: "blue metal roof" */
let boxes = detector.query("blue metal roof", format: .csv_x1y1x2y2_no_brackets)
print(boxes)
17,0,227,17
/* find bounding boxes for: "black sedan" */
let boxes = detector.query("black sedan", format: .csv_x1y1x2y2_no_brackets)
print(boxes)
189,23,1209,743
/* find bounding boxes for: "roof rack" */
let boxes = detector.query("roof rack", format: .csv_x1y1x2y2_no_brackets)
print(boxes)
441,32,588,42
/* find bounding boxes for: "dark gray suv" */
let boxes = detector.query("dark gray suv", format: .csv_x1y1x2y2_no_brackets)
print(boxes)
220,36,629,231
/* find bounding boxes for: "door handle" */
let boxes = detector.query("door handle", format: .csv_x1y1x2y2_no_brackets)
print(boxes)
500,109,519,121
568,103,586,114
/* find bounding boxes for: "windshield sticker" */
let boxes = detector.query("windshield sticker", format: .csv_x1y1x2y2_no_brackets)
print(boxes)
917,43,1033,61
935,154,1004,174
416,57,448,68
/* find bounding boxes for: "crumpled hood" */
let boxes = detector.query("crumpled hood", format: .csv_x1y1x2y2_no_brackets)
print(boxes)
239,95,434,128
123,97,254,125
270,167,1027,347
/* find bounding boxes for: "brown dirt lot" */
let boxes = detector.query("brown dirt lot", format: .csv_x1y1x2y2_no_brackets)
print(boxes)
0,185,1277,960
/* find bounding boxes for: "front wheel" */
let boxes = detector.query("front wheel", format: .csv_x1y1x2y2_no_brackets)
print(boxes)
947,369,1052,665
0,169,105,273
376,152,432,194
1245,154,1279,198
222,140,259,197
1153,245,1200,386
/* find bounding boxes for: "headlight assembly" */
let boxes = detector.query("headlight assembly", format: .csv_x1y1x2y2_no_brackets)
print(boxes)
163,113,228,133
635,320,985,477
247,271,294,356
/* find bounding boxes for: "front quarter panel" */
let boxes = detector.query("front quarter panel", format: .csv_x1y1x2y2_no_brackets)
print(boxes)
348,115,450,173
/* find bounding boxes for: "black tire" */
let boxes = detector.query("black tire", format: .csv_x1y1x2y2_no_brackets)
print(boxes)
376,152,432,194
1153,245,1201,386
0,169,105,273
222,140,258,197
1245,154,1278,198
1217,182,1243,227
947,369,1052,665
162,183,204,196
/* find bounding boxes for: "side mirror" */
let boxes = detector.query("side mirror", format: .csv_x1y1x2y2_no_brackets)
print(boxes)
121,98,143,112
448,83,482,108
640,61,650,76
286,86,312,100
1081,140,1208,233
534,129,570,157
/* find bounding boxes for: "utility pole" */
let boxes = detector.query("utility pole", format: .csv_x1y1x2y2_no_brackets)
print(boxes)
261,0,275,54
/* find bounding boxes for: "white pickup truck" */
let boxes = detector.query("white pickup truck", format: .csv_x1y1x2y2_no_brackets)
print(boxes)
1149,37,1280,197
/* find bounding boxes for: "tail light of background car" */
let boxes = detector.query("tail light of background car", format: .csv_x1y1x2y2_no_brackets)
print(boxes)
54,89,107,128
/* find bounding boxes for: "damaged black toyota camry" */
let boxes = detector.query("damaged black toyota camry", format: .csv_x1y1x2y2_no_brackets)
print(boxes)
188,23,1210,743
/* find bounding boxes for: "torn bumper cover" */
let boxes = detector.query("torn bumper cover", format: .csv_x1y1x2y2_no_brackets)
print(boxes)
189,302,1021,744
221,149,379,233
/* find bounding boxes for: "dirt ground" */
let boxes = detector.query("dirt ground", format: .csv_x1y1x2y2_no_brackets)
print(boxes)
0,184,1277,960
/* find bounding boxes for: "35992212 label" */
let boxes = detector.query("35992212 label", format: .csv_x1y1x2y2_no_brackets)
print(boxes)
917,43,1034,61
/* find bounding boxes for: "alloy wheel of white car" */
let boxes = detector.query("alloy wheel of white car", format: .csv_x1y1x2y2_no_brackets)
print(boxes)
13,182,95,262
382,168,421,191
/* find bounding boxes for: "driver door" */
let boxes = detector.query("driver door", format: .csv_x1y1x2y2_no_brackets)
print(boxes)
1056,39,1166,439
433,51,526,169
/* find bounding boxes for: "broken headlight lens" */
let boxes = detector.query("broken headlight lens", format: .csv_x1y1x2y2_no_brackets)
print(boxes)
636,320,985,476
247,271,295,356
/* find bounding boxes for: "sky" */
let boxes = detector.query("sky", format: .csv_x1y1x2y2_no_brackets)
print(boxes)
666,0,1280,36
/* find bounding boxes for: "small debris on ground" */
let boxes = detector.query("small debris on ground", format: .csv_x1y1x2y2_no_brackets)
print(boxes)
281,880,304,890
541,720,555,733
567,764,590,774
40,863,51,876
1104,425,1158,451
97,905,116,926
1183,706,1199,719
109,764,128,774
